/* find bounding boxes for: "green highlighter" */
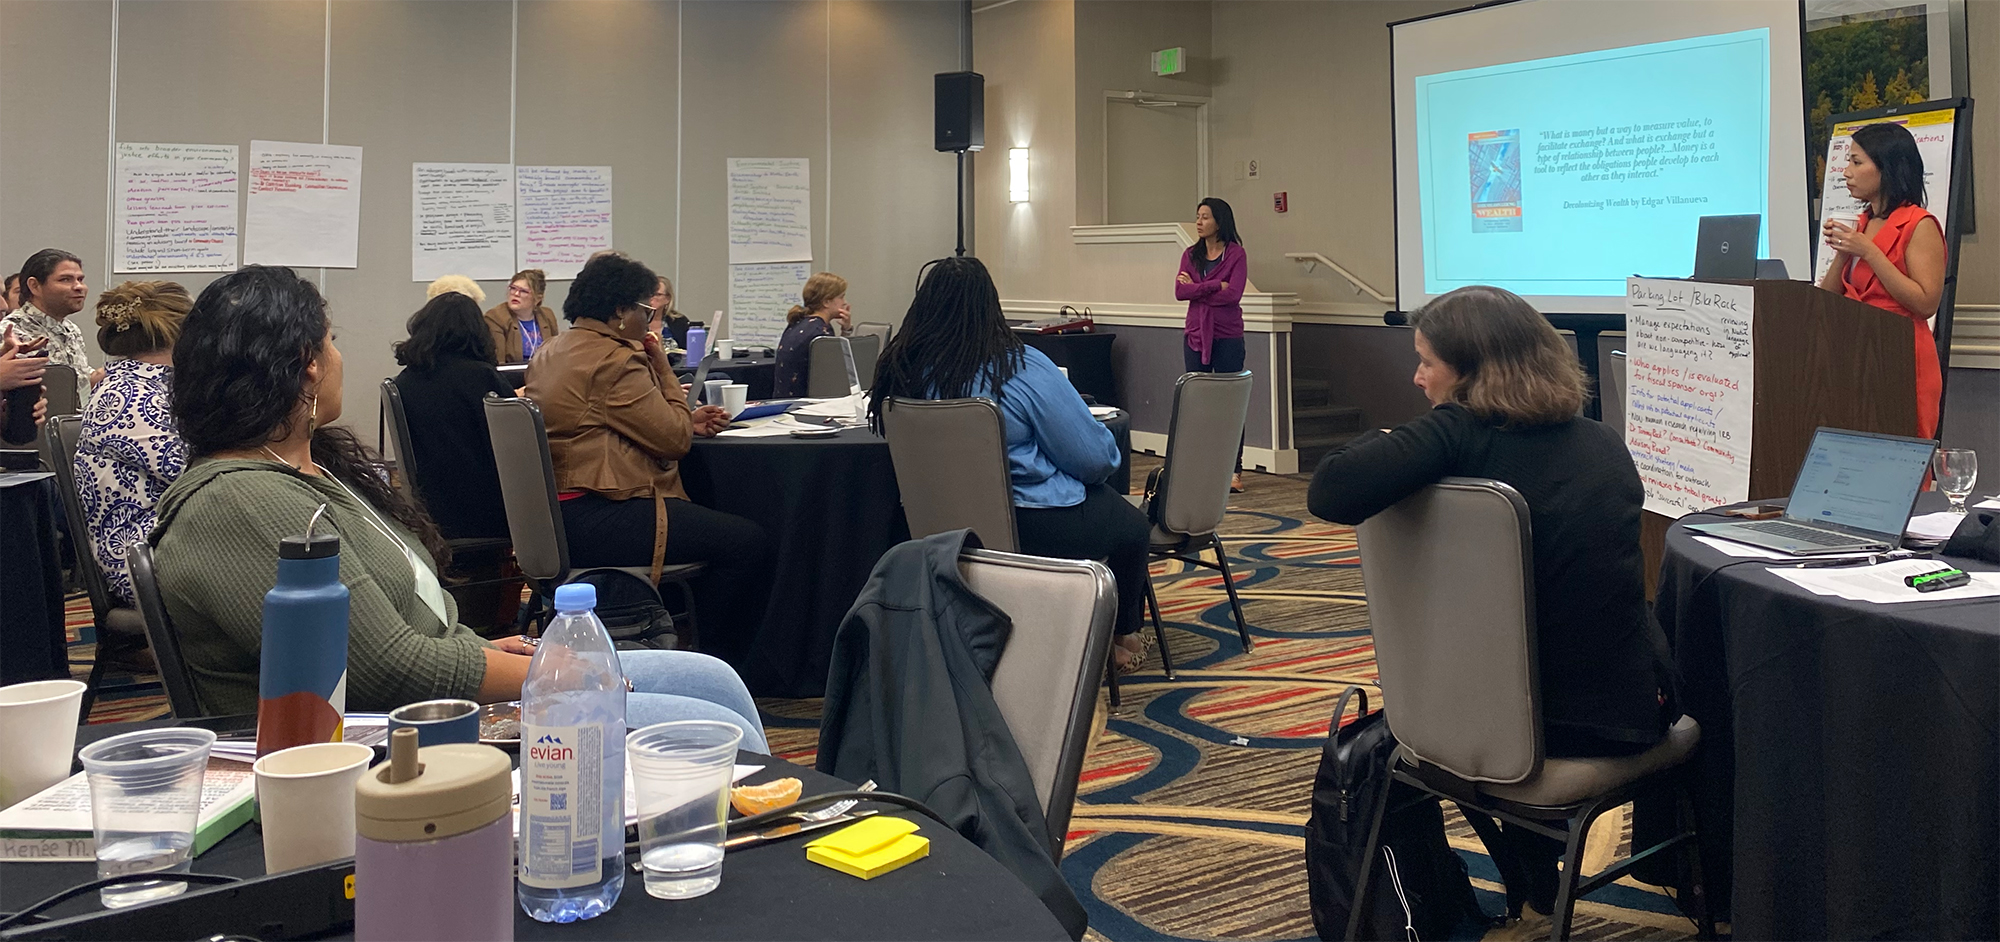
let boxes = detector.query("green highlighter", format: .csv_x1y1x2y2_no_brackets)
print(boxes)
1905,568,1973,592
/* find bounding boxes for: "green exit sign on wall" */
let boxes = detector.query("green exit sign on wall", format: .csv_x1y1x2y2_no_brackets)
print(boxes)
1151,47,1186,77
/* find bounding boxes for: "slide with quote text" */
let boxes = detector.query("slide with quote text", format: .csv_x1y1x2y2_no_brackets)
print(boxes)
1414,29,1772,298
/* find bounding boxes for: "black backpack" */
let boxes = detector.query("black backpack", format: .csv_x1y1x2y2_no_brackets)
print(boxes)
560,570,678,649
1305,687,1489,941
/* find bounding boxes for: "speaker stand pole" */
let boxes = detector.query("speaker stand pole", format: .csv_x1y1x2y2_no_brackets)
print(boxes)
954,149,967,257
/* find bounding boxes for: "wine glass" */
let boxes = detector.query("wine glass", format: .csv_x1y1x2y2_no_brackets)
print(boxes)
1931,448,1978,514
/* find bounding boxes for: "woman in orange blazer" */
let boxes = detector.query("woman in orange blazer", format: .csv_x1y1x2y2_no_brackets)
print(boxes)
1815,122,1947,438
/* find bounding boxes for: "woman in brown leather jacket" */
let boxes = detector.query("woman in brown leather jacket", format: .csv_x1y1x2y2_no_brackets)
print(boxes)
522,253,770,660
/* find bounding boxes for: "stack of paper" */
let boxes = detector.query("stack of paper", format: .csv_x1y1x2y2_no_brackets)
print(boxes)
1906,512,1969,542
1772,558,2000,605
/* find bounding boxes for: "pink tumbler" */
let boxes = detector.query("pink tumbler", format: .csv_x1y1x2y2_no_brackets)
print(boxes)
354,728,514,941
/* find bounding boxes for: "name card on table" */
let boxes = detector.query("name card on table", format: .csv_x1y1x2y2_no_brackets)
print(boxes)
1623,276,1755,518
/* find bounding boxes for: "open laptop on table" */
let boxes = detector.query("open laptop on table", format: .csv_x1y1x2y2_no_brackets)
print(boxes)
1686,427,1937,555
1692,214,1762,280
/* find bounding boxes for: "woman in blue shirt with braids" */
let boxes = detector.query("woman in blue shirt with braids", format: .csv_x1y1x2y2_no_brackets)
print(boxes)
868,257,1152,672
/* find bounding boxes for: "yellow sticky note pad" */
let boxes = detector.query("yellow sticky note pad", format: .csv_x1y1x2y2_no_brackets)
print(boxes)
805,816,930,879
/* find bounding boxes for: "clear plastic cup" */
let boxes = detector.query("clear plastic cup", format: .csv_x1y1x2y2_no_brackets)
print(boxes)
77,727,216,908
626,721,743,900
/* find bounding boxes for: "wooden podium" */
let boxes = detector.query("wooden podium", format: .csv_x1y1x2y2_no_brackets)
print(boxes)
1639,279,1919,594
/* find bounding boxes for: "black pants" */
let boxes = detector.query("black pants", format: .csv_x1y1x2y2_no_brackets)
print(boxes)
1183,336,1246,474
1014,483,1151,638
560,493,771,660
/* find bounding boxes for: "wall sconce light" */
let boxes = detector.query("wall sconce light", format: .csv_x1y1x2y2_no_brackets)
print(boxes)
1009,148,1030,202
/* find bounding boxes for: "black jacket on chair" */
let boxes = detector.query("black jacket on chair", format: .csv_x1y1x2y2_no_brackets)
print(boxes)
817,530,1088,940
393,356,518,541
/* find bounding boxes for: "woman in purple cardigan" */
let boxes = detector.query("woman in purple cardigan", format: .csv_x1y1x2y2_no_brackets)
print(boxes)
1176,197,1249,490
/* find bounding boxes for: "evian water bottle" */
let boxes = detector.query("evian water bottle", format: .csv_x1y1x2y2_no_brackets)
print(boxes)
517,583,628,923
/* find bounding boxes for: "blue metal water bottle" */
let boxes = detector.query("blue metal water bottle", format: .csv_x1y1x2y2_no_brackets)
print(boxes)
255,508,351,757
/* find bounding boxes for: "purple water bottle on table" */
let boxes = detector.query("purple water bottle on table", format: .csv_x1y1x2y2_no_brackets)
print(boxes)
354,728,515,941
256,509,349,757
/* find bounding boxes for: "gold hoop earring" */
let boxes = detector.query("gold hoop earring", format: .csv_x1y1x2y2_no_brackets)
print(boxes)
308,395,318,435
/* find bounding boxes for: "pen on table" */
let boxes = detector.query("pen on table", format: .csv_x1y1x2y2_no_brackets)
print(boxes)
1792,551,1923,569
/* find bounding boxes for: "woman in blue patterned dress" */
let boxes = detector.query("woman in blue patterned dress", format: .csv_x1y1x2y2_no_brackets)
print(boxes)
74,281,190,605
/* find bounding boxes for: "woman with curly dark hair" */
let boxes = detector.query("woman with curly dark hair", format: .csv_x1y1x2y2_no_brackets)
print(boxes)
524,253,770,662
150,265,770,748
392,291,514,540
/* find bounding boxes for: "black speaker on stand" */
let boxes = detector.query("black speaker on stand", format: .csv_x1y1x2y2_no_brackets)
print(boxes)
935,71,984,257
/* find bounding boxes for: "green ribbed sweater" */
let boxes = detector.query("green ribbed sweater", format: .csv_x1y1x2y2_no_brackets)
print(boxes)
151,459,490,716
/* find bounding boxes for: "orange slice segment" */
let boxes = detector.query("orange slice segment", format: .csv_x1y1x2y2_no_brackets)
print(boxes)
731,776,804,816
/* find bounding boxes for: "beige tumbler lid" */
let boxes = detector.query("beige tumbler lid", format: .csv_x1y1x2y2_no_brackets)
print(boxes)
354,728,512,842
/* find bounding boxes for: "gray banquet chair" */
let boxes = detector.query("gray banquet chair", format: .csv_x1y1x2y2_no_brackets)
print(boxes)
127,543,207,719
964,548,1117,858
482,394,701,645
1347,477,1713,942
879,397,1017,553
847,331,882,391
47,415,154,719
1129,370,1255,676
806,335,858,398
42,363,82,417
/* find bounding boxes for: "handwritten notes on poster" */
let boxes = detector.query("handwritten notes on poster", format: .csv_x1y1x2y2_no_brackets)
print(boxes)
729,263,811,346
244,141,363,268
727,158,811,264
412,163,514,282
113,143,240,273
1624,277,1755,518
516,166,612,280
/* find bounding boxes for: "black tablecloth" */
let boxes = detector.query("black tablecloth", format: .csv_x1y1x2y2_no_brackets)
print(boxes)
681,427,909,698
0,472,68,686
1655,495,2000,940
705,356,778,402
1020,332,1118,407
0,722,1068,941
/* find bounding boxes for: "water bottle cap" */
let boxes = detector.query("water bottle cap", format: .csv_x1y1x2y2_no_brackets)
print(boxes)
553,583,596,612
279,533,340,559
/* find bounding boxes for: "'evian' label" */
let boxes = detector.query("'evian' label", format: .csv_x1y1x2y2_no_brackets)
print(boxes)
518,724,604,889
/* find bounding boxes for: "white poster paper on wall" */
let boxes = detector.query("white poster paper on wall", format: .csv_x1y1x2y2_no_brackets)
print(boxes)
726,158,812,264
1624,276,1756,518
113,142,241,273
517,166,613,280
244,141,364,268
412,163,515,282
1813,106,1956,285
728,262,811,346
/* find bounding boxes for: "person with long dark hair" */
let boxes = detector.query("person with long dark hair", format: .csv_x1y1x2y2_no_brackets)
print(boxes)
1308,285,1673,928
150,265,769,748
869,257,1154,671
1816,121,1947,438
392,291,515,541
524,253,770,663
1176,197,1249,490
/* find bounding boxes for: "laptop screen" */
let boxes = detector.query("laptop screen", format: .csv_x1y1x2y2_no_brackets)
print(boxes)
1785,429,1936,537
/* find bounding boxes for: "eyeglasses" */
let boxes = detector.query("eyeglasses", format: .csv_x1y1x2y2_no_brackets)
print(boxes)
633,301,659,315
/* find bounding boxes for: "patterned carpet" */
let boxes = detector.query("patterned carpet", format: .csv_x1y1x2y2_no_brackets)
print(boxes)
68,456,1703,941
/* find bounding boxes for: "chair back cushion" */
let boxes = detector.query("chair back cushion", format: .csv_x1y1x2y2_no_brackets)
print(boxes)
1156,371,1251,535
1355,478,1541,783
807,335,857,398
964,548,1116,858
42,364,81,417
380,378,419,501
128,543,206,718
880,397,1017,552
481,395,569,582
848,332,882,390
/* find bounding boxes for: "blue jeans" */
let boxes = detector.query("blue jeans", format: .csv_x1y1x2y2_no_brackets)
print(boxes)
617,650,769,754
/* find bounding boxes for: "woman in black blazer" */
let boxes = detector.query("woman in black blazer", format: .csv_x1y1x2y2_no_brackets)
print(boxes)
392,292,517,541
1307,285,1673,926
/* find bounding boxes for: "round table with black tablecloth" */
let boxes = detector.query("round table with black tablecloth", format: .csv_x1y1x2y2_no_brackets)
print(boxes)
681,355,778,402
1649,494,2000,940
0,718,1069,941
680,412,1131,698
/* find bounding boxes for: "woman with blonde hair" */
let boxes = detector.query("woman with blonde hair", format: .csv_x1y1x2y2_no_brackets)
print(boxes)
485,268,559,365
772,272,849,397
74,280,192,605
1306,284,1673,927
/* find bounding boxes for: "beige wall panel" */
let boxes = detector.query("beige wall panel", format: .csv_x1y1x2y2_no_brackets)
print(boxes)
828,0,958,328
1207,0,1454,305
325,0,513,436
676,0,829,327
113,0,323,305
516,0,679,317
1073,0,1210,227
0,0,114,342
1952,0,1995,305
973,0,1076,303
